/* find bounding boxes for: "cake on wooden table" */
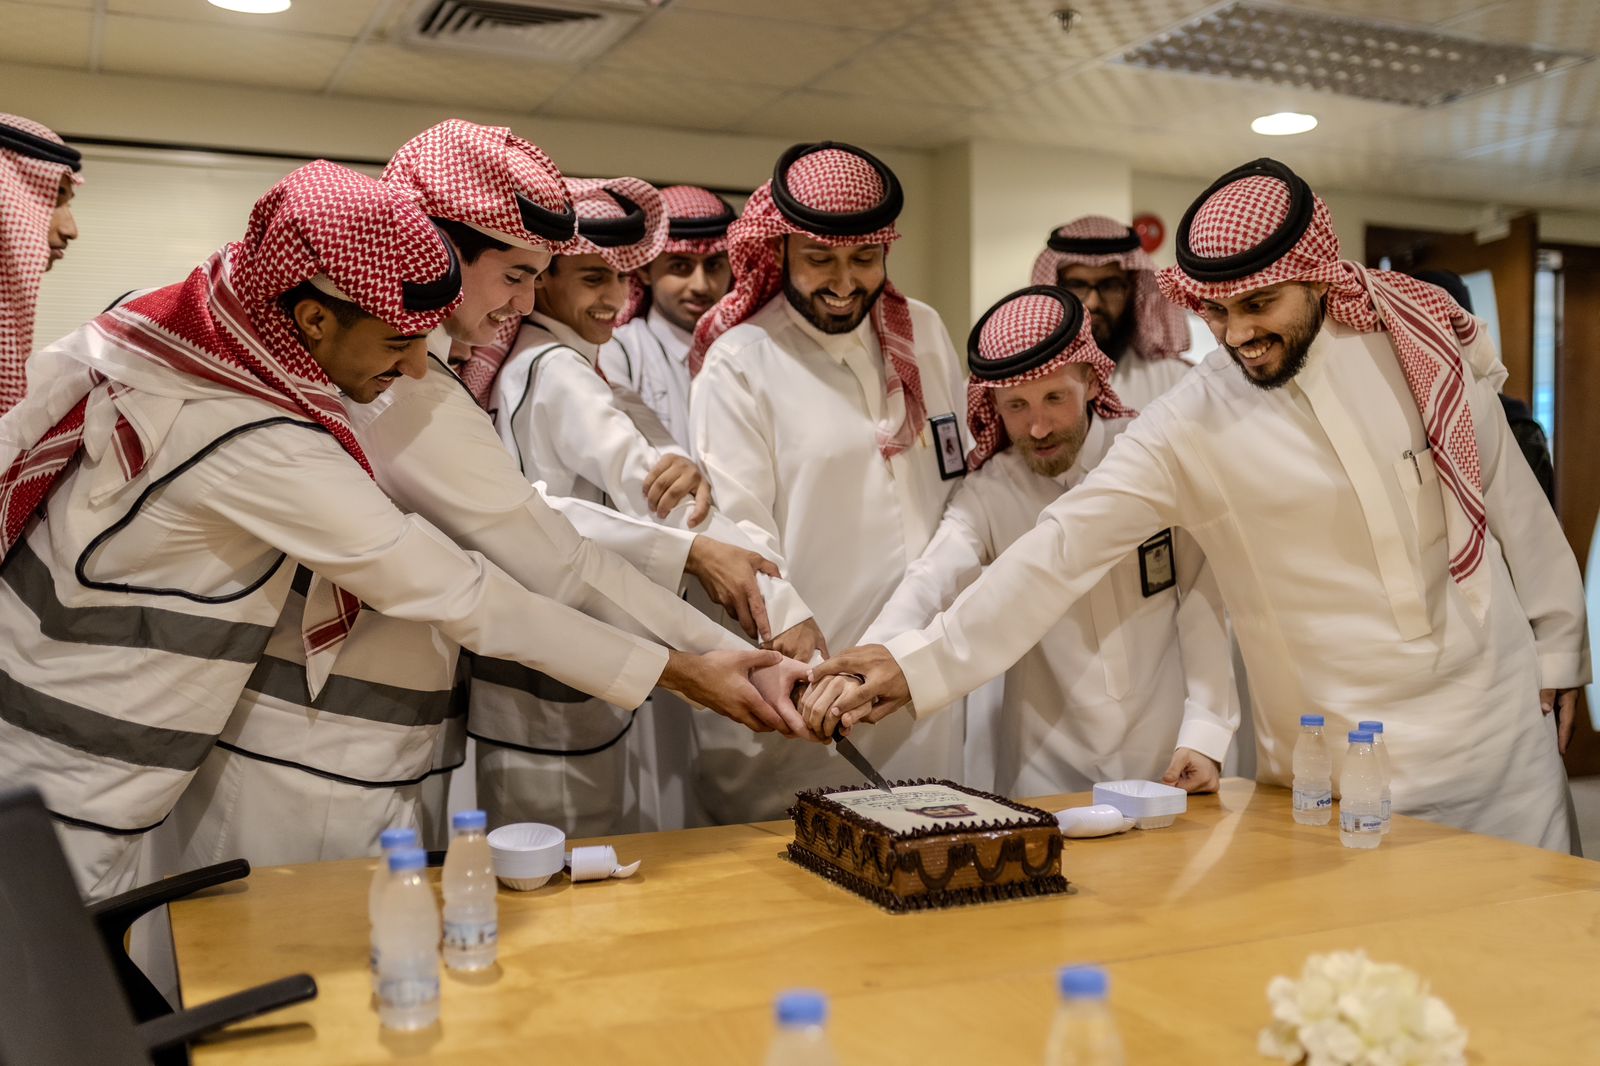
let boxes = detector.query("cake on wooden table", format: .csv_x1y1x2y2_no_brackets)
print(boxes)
788,779,1067,912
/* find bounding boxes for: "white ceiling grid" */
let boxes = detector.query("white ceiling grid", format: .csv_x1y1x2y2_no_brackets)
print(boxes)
2,0,1595,208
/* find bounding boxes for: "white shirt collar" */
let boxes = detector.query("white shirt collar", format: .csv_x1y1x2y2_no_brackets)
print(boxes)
645,307,693,365
780,295,878,366
529,309,600,366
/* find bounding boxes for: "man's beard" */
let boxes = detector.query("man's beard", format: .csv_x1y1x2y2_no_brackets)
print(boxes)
1226,291,1325,391
784,273,886,335
1094,305,1137,364
1014,413,1091,478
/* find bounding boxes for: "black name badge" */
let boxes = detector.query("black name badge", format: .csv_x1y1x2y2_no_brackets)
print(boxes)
1138,529,1176,598
930,413,966,480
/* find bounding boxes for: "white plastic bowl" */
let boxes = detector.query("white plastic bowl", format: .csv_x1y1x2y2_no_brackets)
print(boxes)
1092,780,1187,829
488,822,565,890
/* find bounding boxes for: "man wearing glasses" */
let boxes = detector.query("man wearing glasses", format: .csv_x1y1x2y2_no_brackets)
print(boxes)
1030,215,1194,409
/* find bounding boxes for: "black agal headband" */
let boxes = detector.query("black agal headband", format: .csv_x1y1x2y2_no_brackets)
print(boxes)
1175,157,1315,283
516,192,576,243
668,194,735,241
966,285,1085,381
0,121,82,172
770,141,903,238
401,221,464,313
1046,225,1140,256
577,189,647,248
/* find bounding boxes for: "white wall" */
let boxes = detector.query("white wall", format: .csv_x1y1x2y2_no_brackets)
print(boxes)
4,64,943,341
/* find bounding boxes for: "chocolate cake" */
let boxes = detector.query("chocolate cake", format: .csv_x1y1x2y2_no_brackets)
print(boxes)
788,779,1068,912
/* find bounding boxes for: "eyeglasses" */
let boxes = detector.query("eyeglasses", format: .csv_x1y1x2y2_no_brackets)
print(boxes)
1059,277,1131,302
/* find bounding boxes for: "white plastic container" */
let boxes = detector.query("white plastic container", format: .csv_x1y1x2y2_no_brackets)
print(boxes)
1091,780,1187,829
1054,805,1136,839
487,822,566,891
442,810,497,971
1291,714,1334,826
368,826,418,993
374,847,440,1032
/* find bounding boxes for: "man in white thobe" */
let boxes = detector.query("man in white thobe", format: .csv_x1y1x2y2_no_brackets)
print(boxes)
600,185,734,448
807,284,1237,795
486,175,816,834
815,158,1589,851
0,163,797,898
169,122,798,868
1031,216,1194,411
689,142,971,822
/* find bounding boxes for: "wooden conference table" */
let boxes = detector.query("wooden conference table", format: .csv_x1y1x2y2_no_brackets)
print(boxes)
171,780,1600,1064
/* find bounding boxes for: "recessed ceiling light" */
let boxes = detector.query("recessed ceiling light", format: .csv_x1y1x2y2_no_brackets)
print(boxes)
208,0,291,13
1251,111,1318,136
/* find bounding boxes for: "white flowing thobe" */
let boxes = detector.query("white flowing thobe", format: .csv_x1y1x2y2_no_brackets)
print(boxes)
885,319,1588,850
690,293,970,822
600,308,694,449
860,415,1238,796
1110,351,1192,412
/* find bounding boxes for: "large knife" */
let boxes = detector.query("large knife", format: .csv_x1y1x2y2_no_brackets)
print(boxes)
832,726,895,796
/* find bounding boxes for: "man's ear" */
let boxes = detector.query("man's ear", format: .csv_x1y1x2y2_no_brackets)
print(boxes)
769,235,787,264
290,298,332,344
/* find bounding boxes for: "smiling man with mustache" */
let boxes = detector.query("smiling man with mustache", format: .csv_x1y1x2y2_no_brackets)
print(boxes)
814,158,1588,854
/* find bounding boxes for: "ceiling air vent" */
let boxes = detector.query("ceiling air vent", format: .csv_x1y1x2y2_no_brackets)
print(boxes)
404,0,668,62
1115,1,1592,108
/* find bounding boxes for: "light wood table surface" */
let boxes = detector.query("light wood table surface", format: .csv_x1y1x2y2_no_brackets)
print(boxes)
170,780,1600,1064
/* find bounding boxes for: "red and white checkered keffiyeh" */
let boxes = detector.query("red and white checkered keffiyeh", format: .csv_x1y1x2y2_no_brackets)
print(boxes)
691,146,924,460
0,114,83,415
1031,215,1189,363
0,160,460,691
618,184,734,326
966,289,1134,470
382,119,574,408
1157,164,1491,613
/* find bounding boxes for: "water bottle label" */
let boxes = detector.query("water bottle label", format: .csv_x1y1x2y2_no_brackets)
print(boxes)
443,918,499,950
1380,796,1391,821
378,975,439,1009
1340,811,1383,833
1293,788,1332,812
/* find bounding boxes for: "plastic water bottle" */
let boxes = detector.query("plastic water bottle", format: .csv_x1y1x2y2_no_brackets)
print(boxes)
374,847,440,1031
1045,966,1125,1066
1291,714,1333,825
442,809,498,972
369,826,419,992
1358,720,1393,834
1339,730,1384,850
762,990,839,1066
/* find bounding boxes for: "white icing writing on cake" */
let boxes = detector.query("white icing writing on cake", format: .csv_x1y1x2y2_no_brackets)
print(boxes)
830,784,1020,834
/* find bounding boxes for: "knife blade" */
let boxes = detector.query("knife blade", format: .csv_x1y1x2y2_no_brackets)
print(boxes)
832,726,895,796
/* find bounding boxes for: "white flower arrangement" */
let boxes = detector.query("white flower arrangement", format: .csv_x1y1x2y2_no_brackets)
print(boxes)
1258,950,1468,1066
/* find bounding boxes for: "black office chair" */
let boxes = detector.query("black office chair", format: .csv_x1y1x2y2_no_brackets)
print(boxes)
0,786,317,1066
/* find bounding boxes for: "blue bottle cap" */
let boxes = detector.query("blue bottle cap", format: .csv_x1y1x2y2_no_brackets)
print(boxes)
1300,714,1325,727
775,990,827,1027
1058,965,1109,1000
451,809,487,831
379,827,418,851
386,847,427,873
1348,730,1374,745
1358,720,1384,733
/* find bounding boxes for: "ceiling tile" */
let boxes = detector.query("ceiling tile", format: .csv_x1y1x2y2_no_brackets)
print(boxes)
537,67,780,131
910,0,1216,59
105,0,383,38
824,34,1079,108
600,9,870,89
1443,0,1600,51
10,0,92,8
1277,0,1502,25
670,0,939,33
99,14,349,90
731,89,976,149
329,41,574,109
1442,56,1600,129
0,2,91,69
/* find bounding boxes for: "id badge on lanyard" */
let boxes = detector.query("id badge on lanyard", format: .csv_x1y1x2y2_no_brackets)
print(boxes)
1138,529,1177,597
930,413,966,480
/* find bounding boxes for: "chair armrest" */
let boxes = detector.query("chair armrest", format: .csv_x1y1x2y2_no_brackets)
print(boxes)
138,974,317,1053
